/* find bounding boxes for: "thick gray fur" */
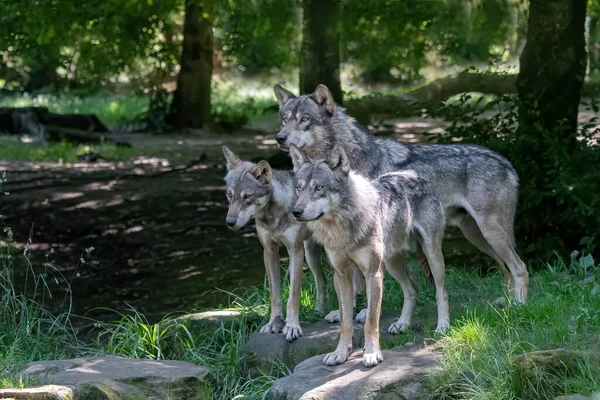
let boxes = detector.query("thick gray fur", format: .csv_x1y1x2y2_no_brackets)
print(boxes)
290,144,449,368
222,146,326,342
274,84,529,302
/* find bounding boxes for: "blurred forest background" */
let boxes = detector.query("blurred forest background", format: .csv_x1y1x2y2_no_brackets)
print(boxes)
0,0,599,319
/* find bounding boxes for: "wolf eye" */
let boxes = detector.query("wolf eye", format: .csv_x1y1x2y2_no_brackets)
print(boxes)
315,185,324,191
301,115,309,122
295,185,302,191
282,117,288,124
244,193,253,200
226,192,232,198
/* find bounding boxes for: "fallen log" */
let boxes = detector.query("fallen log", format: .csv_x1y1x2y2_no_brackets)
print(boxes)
345,72,600,120
44,125,129,146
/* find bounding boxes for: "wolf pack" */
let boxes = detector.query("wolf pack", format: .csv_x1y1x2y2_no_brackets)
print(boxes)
222,84,530,368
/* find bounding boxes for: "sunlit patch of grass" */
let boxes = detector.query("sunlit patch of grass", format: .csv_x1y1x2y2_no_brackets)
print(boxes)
0,140,142,163
0,93,148,129
424,255,600,400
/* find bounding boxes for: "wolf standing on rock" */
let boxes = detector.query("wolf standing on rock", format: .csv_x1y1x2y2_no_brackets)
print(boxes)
222,146,326,342
290,144,449,367
273,84,529,303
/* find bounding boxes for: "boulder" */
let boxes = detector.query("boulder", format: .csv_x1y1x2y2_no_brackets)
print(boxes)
22,356,212,400
243,316,418,374
0,385,74,400
269,346,441,400
164,309,260,337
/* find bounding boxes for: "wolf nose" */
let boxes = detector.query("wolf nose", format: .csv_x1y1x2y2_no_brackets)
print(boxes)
292,208,303,218
225,217,237,227
275,134,287,145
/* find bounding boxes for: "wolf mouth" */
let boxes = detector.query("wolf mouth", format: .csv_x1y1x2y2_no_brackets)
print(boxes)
294,212,324,222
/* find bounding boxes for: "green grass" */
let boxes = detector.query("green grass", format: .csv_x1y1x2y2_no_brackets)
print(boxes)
0,140,142,163
1,200,599,400
0,92,148,129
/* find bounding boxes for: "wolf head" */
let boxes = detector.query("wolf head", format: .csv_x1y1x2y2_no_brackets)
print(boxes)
273,84,337,153
222,146,273,230
289,144,350,221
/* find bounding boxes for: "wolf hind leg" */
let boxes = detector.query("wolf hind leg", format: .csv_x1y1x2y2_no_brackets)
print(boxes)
472,210,529,303
385,252,418,334
324,263,366,323
417,230,450,333
451,209,512,288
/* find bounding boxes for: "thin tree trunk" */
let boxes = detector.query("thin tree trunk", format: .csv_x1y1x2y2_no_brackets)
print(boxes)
517,0,588,146
299,0,343,103
589,16,600,75
168,0,213,130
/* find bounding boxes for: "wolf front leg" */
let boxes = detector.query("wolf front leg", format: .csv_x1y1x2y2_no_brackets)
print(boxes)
353,245,384,367
283,242,305,341
323,250,354,366
261,245,285,334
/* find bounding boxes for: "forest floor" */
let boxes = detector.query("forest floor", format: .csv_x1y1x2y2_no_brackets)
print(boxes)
0,107,597,327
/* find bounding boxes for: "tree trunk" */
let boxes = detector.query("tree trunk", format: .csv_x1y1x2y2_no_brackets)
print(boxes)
299,0,343,103
590,16,600,75
517,0,588,146
167,0,213,130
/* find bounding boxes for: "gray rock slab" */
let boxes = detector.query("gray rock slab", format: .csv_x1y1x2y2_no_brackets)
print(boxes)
22,356,211,400
243,317,414,373
0,385,74,400
269,346,441,400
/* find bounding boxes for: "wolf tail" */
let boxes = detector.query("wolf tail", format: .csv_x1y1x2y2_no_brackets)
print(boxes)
416,243,434,286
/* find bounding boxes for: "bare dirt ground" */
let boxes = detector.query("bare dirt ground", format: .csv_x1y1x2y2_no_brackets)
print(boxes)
1,109,597,327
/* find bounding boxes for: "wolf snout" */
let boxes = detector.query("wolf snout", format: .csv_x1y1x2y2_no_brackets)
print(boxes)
225,216,237,228
292,208,304,218
275,133,287,145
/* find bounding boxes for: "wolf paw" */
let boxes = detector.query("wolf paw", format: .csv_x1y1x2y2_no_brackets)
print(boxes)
283,322,303,342
323,349,350,366
362,350,383,367
324,310,340,323
355,308,368,323
388,321,409,335
260,316,284,334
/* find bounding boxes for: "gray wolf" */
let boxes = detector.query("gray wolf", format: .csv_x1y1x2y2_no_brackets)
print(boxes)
290,144,449,367
274,84,529,303
222,146,326,341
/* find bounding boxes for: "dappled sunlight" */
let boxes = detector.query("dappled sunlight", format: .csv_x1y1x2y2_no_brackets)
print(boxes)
51,192,84,201
133,157,170,168
63,200,102,211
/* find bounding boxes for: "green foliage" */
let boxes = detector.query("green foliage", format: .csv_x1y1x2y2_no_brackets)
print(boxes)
215,0,300,74
428,91,600,259
0,0,179,91
425,254,600,399
341,0,520,84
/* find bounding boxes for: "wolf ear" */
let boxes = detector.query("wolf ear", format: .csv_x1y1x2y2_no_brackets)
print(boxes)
252,160,272,185
274,84,296,108
326,145,350,176
222,146,242,171
311,84,336,115
289,144,308,173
